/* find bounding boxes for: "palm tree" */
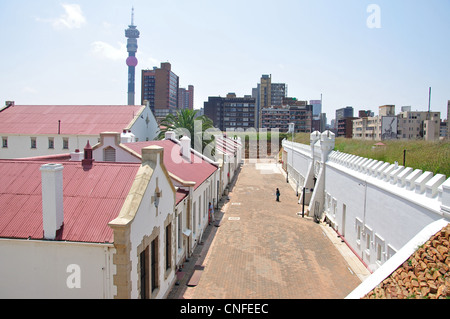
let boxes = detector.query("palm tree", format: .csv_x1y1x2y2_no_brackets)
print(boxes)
158,109,218,156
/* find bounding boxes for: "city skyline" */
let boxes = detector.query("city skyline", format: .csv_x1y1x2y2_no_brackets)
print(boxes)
1,0,449,123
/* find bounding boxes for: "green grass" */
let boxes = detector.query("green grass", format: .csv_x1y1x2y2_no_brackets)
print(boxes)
291,133,450,177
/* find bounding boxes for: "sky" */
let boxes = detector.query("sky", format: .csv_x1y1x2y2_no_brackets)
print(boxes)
1,0,449,123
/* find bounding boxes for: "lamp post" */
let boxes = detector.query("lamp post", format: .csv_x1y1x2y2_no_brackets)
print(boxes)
287,123,295,183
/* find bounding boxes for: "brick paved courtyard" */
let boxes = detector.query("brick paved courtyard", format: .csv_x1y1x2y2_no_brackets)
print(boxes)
169,161,363,299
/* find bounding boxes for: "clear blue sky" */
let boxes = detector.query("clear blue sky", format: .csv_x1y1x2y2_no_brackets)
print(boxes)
1,0,449,123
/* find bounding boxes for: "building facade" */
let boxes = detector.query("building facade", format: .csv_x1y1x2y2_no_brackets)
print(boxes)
0,145,178,299
337,117,358,138
204,93,256,131
141,62,179,119
310,99,322,118
397,110,440,140
252,75,287,128
0,102,158,159
335,106,354,123
261,104,312,133
352,105,441,141
178,85,194,110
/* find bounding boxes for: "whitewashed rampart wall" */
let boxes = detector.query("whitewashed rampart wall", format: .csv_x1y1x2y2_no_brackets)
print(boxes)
283,135,450,272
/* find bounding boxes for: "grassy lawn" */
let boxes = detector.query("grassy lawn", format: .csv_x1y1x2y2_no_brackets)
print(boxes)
291,133,450,177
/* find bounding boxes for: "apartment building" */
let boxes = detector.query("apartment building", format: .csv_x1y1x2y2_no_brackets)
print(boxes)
203,93,256,131
178,85,194,110
397,110,440,140
352,105,394,140
352,105,441,141
252,74,287,128
141,62,179,119
261,100,312,133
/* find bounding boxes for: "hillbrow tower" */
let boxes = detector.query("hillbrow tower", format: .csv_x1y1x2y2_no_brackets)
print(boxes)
125,7,140,105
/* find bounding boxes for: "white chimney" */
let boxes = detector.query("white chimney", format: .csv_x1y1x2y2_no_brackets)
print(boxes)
165,130,176,140
70,149,83,161
180,136,191,162
40,163,64,240
121,129,135,143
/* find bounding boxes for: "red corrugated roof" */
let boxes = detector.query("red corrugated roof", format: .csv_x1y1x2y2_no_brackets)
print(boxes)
0,160,140,243
0,105,144,135
124,140,218,190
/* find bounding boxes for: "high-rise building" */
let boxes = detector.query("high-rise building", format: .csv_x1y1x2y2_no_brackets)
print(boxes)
253,75,287,128
204,93,256,131
259,75,272,109
310,100,322,118
125,8,140,106
261,105,312,133
141,62,179,120
178,85,194,110
335,106,354,122
271,83,287,107
261,97,312,133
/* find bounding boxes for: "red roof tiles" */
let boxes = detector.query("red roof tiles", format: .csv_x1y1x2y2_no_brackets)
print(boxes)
0,160,140,243
124,140,218,190
0,105,144,135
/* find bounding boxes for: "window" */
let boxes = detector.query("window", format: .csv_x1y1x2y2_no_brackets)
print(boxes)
375,233,385,264
103,146,116,162
139,247,149,299
165,224,172,271
193,202,197,234
178,213,182,250
48,137,54,149
2,137,7,148
151,238,159,293
377,243,382,262
63,138,69,150
31,137,37,149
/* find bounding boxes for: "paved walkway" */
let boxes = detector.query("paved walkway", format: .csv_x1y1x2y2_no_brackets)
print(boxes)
168,160,369,299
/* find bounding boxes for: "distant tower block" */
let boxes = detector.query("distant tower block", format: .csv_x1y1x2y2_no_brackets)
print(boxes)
125,7,140,105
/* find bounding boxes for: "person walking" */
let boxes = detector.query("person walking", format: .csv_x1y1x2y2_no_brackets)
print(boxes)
276,188,280,202
209,202,215,224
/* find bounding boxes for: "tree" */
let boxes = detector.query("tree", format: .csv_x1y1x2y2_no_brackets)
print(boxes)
158,109,217,156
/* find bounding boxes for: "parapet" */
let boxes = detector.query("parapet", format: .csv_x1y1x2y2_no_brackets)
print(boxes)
327,150,449,217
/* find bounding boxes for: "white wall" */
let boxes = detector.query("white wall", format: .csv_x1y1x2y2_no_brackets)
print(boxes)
93,134,140,163
175,196,189,267
0,239,115,298
284,135,450,272
0,104,158,160
129,103,159,142
324,160,443,270
0,134,98,159
129,160,176,299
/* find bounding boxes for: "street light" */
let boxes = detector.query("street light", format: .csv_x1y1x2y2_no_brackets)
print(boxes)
287,123,294,183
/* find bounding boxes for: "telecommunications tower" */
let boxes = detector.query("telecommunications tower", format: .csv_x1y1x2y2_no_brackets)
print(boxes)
125,7,140,105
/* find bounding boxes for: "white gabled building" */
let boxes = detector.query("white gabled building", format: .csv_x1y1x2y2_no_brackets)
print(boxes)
0,144,177,299
91,131,220,268
0,102,158,159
